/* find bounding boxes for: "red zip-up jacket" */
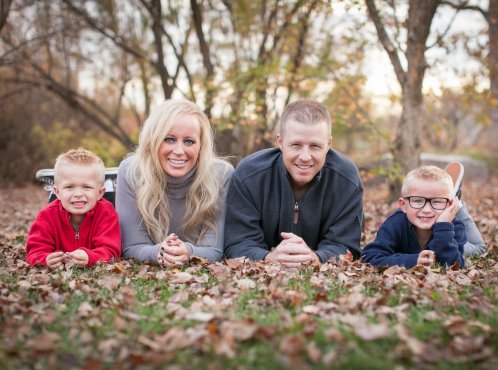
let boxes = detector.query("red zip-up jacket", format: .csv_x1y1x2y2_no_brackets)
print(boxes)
25,199,121,267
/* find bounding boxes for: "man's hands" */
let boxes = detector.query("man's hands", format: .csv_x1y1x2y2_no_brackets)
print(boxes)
264,232,320,268
46,249,89,269
157,233,191,267
417,249,435,267
436,198,460,223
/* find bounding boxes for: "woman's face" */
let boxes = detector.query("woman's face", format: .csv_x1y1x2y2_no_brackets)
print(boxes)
158,114,202,178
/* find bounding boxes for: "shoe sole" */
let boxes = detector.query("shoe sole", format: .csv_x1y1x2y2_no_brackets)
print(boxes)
444,162,464,198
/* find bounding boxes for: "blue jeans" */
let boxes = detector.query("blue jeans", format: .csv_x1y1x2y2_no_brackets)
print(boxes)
456,201,486,257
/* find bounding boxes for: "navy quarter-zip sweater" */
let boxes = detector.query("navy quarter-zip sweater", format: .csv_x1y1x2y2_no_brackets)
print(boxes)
224,148,363,262
361,209,466,268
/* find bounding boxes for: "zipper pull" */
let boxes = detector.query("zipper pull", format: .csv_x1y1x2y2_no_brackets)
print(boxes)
75,231,79,240
293,202,299,224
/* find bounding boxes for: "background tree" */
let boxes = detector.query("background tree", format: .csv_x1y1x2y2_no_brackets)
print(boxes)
441,0,498,152
0,0,12,32
365,0,441,197
0,0,491,184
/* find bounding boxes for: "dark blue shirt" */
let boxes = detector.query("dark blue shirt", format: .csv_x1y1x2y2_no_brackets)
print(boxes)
224,148,363,262
361,209,466,268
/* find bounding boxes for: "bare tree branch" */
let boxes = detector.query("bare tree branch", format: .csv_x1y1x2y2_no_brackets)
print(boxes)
440,0,487,20
365,0,406,86
0,0,13,32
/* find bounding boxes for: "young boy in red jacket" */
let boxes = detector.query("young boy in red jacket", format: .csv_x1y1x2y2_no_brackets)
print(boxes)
26,148,121,269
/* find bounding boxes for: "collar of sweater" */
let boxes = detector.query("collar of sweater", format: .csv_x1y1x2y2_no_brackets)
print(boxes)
166,168,196,199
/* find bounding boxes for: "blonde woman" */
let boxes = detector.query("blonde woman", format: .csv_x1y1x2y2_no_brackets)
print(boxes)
116,99,233,265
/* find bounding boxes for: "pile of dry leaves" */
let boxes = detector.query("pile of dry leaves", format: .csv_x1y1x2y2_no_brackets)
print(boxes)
0,179,496,369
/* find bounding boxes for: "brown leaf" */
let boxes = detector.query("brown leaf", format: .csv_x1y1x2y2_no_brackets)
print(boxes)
302,305,320,315
225,257,246,269
207,263,231,280
190,255,209,265
307,341,321,363
185,311,215,322
98,338,120,356
169,272,195,284
236,278,256,290
279,334,305,356
107,261,128,273
382,265,402,276
324,328,344,343
353,322,391,341
220,320,258,342
27,332,60,352
77,302,93,318
97,275,121,292
444,316,470,336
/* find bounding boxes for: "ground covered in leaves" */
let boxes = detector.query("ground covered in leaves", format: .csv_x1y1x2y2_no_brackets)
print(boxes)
0,179,497,370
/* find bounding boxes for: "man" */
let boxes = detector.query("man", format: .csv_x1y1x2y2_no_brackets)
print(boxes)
224,99,363,266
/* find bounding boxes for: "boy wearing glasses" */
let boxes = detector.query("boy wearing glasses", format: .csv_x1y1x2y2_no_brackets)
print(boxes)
362,166,465,268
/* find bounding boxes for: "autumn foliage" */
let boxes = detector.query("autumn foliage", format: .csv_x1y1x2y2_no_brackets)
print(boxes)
0,179,497,369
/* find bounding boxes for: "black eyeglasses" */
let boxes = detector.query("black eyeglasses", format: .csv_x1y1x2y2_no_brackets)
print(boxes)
403,196,451,210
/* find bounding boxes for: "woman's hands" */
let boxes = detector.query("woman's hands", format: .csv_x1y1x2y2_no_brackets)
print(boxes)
157,233,191,267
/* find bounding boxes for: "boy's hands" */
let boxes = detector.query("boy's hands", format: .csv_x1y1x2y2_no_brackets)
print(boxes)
46,251,66,269
417,250,435,267
436,198,460,223
157,233,190,267
66,250,89,266
45,250,89,269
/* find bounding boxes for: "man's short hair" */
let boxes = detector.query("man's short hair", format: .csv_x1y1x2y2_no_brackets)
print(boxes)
401,165,454,196
279,99,332,136
54,148,105,185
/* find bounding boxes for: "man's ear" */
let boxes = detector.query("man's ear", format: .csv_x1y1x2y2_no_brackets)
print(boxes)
399,197,408,213
276,133,283,150
328,136,333,148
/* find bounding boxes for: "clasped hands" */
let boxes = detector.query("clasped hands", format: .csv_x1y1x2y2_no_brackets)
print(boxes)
157,233,190,267
264,232,320,268
46,249,89,269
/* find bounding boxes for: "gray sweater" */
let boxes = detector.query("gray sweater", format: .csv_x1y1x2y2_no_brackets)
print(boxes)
116,156,234,262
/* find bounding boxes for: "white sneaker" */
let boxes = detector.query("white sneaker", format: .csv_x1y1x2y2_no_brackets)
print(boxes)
444,162,464,199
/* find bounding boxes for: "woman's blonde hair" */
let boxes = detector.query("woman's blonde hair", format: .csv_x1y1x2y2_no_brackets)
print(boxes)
127,99,229,244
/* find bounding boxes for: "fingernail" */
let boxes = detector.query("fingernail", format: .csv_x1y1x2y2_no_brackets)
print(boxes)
160,246,165,250
160,252,164,256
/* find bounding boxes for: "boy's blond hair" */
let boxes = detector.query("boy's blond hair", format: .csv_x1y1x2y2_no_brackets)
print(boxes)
54,148,105,185
401,165,454,196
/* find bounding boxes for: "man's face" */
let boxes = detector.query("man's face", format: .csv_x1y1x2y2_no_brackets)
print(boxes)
276,119,332,190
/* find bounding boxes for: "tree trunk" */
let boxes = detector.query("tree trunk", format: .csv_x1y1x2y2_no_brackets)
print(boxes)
486,0,498,150
0,0,13,32
367,0,439,199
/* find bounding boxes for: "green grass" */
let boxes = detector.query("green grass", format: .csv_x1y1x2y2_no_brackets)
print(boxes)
1,243,497,370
